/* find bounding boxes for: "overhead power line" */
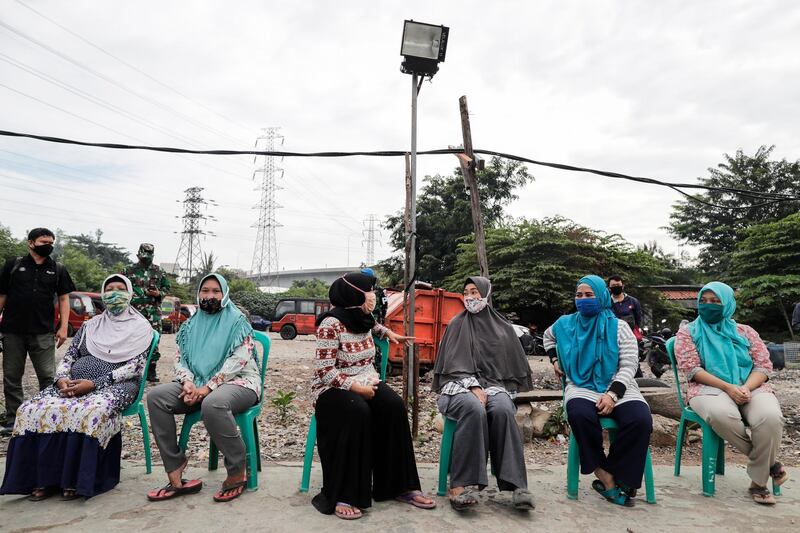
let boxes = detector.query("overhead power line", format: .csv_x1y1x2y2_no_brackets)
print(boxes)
0,129,797,208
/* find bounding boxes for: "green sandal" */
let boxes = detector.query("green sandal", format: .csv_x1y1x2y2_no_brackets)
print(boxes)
592,480,633,507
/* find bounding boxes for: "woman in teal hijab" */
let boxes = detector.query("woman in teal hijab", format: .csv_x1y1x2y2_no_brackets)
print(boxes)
674,281,787,505
146,274,262,504
543,275,651,507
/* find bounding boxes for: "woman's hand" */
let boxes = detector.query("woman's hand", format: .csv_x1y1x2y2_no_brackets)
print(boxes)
351,381,378,400
386,330,415,346
469,386,487,406
726,384,750,405
56,378,70,394
179,381,197,404
553,360,565,379
60,379,95,398
596,393,615,415
185,385,211,405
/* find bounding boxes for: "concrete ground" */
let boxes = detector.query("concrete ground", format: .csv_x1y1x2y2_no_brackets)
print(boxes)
0,462,796,533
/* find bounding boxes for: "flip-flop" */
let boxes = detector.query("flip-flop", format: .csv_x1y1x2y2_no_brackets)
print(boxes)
27,487,57,502
213,480,247,503
334,502,363,520
396,490,437,509
770,462,789,487
61,489,81,501
592,480,633,507
449,488,479,511
616,481,638,498
147,479,203,501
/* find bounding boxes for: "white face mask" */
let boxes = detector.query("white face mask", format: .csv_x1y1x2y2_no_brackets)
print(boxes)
464,297,488,314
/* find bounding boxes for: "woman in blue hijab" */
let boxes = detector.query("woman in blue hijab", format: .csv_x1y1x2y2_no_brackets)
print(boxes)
146,274,262,503
674,282,787,505
543,275,651,507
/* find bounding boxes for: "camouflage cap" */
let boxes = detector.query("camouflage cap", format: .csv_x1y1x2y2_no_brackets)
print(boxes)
137,243,155,256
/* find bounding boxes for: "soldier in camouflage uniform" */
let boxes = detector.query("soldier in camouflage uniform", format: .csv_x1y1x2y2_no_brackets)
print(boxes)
123,243,170,382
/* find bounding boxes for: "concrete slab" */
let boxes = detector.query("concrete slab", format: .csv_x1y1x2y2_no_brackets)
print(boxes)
0,462,797,533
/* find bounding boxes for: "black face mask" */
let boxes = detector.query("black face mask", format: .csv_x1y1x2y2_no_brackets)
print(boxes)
199,298,222,314
610,286,624,296
32,243,54,257
138,255,153,266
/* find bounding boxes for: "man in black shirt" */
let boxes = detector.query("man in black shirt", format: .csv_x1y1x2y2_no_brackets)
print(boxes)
0,228,75,434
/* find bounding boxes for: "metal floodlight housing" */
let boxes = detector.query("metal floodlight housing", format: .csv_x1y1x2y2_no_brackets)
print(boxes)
400,19,449,77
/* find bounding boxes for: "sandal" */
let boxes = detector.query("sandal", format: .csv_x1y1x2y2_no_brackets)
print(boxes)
749,485,776,505
213,480,247,503
28,487,57,502
334,502,363,520
449,488,479,511
512,488,535,510
61,488,81,501
616,481,638,499
147,479,203,501
770,462,789,487
592,480,633,507
396,490,436,509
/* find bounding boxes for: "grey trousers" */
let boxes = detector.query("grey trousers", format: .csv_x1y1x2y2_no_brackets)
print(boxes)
147,382,258,476
2,332,55,422
690,391,784,486
438,391,528,490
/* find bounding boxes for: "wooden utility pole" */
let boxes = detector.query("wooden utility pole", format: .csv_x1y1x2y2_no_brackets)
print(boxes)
457,95,490,280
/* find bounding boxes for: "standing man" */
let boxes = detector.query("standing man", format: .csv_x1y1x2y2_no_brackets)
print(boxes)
792,302,800,333
607,275,643,340
0,228,75,434
124,243,170,383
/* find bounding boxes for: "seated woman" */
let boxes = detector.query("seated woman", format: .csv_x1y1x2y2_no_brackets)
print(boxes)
674,281,788,505
433,276,535,511
146,273,260,503
311,272,435,520
1,274,153,500
543,275,652,507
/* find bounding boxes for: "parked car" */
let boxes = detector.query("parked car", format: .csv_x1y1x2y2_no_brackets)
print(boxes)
55,291,99,336
250,314,271,331
160,296,182,333
270,298,331,340
87,292,104,313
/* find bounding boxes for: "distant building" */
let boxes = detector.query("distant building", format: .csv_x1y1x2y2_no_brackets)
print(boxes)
649,285,703,310
159,263,180,275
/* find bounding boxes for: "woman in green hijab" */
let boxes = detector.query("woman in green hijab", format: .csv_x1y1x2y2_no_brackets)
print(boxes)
674,281,788,505
146,274,261,503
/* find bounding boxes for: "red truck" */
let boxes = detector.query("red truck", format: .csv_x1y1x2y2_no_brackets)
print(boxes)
270,298,331,340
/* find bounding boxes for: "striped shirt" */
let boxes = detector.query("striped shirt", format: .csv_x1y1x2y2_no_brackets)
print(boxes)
543,320,646,406
312,316,389,404
439,377,515,399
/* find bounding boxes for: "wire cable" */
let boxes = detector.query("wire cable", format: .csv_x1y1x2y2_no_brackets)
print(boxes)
0,129,797,208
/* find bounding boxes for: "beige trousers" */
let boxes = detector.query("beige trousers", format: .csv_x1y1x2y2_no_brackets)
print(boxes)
690,391,784,486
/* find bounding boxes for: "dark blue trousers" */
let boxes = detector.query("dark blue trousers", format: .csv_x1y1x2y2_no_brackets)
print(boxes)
566,398,652,489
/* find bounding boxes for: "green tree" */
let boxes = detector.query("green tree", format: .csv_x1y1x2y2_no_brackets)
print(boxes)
380,157,532,286
0,223,26,263
669,146,800,277
447,217,689,328
282,278,329,298
729,213,800,339
231,290,280,318
59,244,109,291
67,229,130,269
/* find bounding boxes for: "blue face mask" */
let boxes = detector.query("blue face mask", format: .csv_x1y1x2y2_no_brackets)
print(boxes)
575,297,601,317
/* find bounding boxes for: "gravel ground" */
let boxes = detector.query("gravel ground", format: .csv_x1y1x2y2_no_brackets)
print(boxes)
1,332,798,471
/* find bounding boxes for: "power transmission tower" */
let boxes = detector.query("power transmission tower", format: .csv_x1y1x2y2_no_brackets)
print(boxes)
174,186,216,283
251,127,284,284
362,214,381,266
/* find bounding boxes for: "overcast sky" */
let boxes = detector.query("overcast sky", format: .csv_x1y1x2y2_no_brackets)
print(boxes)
1,0,799,275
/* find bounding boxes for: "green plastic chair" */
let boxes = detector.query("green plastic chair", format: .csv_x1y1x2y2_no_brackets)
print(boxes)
666,337,781,497
299,336,389,493
121,330,160,474
177,331,271,491
558,346,657,504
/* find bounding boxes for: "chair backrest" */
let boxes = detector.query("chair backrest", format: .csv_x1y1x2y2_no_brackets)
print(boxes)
252,331,271,391
375,336,390,381
665,337,686,408
133,331,160,405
